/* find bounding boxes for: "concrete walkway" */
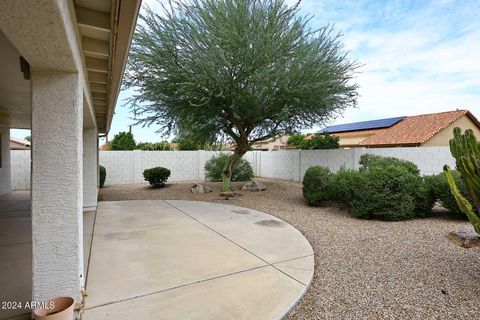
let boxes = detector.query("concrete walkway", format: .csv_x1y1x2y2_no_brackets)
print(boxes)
83,200,314,320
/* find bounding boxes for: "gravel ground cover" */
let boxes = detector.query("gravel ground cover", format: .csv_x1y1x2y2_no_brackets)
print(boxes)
98,179,480,319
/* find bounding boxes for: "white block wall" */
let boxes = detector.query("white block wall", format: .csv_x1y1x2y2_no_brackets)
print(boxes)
99,150,229,185
11,150,30,190
10,147,456,189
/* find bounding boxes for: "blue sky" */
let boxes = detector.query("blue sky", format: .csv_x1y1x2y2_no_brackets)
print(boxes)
11,0,480,142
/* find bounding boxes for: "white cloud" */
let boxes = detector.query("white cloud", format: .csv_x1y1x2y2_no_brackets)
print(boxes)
300,0,480,127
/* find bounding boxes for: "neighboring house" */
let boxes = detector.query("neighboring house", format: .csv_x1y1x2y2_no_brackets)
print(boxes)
251,135,293,151
10,137,30,150
318,109,480,148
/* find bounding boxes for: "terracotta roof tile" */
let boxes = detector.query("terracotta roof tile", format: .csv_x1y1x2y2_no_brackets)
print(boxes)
328,110,479,147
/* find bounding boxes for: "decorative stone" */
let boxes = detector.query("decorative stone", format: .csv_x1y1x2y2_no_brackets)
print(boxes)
191,184,212,194
242,180,267,191
220,192,236,198
448,229,480,248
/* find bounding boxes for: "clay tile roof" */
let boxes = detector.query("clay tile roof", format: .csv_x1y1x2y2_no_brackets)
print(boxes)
359,109,475,146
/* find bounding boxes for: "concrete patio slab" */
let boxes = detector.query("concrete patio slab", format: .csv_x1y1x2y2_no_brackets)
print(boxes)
165,200,267,223
273,255,315,286
83,266,306,320
168,200,313,264
84,200,313,320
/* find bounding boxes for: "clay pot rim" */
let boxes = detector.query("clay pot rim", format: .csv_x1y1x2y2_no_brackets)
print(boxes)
33,296,74,317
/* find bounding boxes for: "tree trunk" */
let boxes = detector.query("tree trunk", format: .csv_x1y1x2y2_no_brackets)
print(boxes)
221,139,249,192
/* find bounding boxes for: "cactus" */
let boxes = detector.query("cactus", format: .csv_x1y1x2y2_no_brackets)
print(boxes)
444,127,480,234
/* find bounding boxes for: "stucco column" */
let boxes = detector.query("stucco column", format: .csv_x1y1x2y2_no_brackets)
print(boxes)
31,72,84,304
83,128,98,210
0,115,11,195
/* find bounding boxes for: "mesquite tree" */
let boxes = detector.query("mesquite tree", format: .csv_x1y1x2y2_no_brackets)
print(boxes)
124,0,358,192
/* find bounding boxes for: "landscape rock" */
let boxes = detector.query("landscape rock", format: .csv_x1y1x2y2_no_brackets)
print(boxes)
191,183,212,194
242,180,267,191
220,192,236,198
448,228,480,248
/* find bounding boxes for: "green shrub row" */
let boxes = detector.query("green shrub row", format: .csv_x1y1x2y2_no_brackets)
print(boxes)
303,154,466,221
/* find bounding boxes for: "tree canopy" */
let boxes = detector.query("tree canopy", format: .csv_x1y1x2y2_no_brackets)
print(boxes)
124,0,358,191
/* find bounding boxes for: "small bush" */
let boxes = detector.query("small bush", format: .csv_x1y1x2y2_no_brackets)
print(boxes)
143,167,171,187
359,154,419,175
349,164,430,220
302,166,332,205
99,165,106,188
424,171,467,217
328,167,359,203
204,154,254,182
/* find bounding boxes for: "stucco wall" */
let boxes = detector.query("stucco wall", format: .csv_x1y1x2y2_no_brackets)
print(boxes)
423,115,480,147
0,119,11,195
337,134,372,147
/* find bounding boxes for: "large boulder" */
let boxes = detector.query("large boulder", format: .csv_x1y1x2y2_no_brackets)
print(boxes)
448,229,480,248
191,183,212,194
242,180,266,191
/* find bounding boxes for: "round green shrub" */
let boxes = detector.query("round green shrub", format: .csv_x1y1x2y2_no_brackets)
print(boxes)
143,167,171,187
424,171,467,217
349,164,430,220
302,166,332,205
328,167,359,203
99,165,106,188
359,154,419,175
204,153,254,182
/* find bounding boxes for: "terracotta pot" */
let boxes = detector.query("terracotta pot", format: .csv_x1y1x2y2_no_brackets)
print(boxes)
34,297,74,320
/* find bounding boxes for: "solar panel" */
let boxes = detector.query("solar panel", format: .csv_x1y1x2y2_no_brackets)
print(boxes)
317,116,406,134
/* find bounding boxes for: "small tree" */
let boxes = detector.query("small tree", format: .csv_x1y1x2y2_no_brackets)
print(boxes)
177,138,200,150
125,0,358,191
288,133,339,149
302,134,339,149
137,141,171,150
110,131,136,150
287,134,307,148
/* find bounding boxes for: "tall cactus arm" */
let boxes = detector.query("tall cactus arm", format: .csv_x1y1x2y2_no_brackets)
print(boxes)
444,165,480,234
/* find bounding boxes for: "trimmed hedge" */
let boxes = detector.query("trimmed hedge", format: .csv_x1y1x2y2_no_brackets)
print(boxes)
424,170,467,217
328,167,359,203
349,164,432,220
303,155,435,220
204,154,254,182
143,167,171,187
302,166,332,205
359,154,419,175
99,165,106,188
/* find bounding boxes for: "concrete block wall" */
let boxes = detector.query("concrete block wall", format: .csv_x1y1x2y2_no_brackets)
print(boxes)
11,150,30,190
10,147,456,189
357,147,455,176
99,150,229,185
300,149,356,179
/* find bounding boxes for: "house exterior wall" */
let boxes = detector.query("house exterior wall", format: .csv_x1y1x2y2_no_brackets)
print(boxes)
337,134,373,147
0,117,11,195
422,115,480,147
